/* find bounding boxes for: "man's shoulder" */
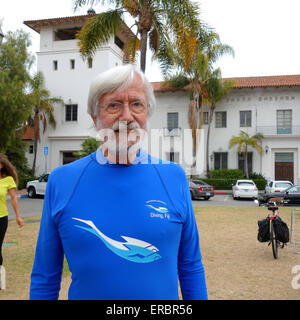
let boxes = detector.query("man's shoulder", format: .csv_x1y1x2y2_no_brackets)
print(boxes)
147,154,187,182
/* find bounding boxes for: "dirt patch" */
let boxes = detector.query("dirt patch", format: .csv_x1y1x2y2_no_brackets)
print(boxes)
196,206,300,300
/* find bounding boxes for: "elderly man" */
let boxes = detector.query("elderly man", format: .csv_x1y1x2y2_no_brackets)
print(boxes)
30,64,207,300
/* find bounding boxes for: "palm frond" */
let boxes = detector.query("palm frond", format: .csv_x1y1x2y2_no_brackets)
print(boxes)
121,0,140,17
122,36,140,63
149,26,160,53
163,73,190,88
229,136,242,149
73,0,102,12
76,9,123,58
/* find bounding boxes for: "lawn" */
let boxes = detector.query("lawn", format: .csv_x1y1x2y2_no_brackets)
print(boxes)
1,206,300,300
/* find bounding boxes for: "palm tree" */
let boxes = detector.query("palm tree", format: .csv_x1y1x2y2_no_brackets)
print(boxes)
203,70,236,177
156,27,234,173
228,130,264,179
28,72,63,175
73,0,201,72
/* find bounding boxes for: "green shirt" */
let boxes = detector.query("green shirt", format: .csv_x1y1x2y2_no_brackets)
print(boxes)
0,176,16,218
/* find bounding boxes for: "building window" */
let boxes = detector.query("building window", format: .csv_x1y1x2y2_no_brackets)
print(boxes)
203,111,209,125
166,151,179,163
277,109,292,134
167,112,179,131
240,110,252,127
62,152,77,165
54,27,81,41
65,104,78,122
238,152,253,174
53,60,58,71
70,59,75,70
114,36,124,50
215,111,227,128
214,152,228,169
29,144,34,154
88,57,93,69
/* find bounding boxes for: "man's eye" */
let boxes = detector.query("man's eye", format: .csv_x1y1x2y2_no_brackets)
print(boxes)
107,103,121,110
131,101,144,108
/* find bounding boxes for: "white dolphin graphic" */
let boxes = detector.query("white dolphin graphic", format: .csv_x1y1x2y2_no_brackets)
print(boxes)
72,218,161,263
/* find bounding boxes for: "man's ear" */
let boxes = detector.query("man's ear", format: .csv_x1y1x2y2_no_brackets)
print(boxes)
91,114,97,126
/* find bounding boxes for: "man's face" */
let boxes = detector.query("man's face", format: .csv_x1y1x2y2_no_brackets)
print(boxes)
92,74,148,158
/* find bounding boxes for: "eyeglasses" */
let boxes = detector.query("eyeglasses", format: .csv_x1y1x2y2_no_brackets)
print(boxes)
98,99,148,115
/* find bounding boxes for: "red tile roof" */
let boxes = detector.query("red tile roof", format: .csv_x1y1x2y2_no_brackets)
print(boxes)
23,13,135,39
224,74,300,88
21,126,34,140
24,14,96,33
152,74,300,92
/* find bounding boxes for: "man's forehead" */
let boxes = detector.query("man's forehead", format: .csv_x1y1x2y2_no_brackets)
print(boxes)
100,75,147,100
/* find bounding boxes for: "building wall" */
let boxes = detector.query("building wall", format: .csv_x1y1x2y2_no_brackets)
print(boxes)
34,23,124,175
151,86,300,183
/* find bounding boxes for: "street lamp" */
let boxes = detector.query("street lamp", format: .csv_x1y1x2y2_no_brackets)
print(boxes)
0,25,4,45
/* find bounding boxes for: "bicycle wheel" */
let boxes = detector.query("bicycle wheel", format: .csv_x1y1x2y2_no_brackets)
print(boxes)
270,220,278,259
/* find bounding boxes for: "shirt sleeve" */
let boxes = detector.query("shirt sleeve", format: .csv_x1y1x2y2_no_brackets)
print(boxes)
29,174,64,300
177,177,208,300
7,176,16,190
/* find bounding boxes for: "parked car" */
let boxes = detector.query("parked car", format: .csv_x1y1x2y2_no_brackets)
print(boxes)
26,173,49,198
189,180,215,200
232,179,258,199
264,180,293,194
258,185,300,206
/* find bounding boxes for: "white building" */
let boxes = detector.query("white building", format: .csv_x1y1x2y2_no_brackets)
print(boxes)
24,13,300,184
23,11,134,171
152,76,300,184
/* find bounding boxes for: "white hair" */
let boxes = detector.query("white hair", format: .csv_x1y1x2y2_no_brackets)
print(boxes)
87,64,156,118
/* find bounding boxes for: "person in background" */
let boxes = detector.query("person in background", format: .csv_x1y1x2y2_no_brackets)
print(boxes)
0,154,24,289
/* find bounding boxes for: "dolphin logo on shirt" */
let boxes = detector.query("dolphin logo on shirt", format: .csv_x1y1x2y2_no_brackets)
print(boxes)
72,218,161,263
145,200,169,214
145,205,169,214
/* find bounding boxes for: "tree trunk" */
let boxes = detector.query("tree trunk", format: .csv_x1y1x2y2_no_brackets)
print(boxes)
206,104,215,177
32,138,38,176
139,30,148,73
32,108,40,176
244,146,249,178
190,88,199,177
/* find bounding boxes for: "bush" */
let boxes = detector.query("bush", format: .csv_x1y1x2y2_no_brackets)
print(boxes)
210,169,244,179
200,178,236,190
73,137,100,159
249,172,267,180
199,178,267,190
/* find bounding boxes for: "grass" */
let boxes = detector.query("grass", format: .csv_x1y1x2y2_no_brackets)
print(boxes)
1,206,300,300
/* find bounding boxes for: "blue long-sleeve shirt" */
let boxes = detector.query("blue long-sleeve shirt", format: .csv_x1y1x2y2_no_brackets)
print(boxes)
30,149,207,300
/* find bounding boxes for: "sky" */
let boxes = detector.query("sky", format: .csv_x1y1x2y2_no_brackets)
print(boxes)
1,0,300,81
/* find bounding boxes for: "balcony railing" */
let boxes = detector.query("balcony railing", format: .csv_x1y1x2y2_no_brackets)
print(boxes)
256,126,300,136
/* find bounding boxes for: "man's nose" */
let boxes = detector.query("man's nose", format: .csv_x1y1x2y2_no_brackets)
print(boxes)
119,103,134,122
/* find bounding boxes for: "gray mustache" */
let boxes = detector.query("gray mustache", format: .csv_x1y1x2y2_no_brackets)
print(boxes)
111,121,141,131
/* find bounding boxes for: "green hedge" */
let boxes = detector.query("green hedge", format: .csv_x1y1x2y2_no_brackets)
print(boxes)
198,178,267,190
210,169,244,179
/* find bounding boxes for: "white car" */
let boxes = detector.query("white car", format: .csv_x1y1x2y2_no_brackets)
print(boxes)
26,173,49,198
264,180,293,194
232,179,258,199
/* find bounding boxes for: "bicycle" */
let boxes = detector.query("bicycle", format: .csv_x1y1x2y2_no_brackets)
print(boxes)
256,197,286,259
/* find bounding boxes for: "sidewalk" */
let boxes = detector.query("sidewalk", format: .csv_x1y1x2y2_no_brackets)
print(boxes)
16,189,28,198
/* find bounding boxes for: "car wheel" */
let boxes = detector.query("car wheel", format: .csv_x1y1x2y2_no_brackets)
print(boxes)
204,196,210,200
28,187,36,198
190,191,195,200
